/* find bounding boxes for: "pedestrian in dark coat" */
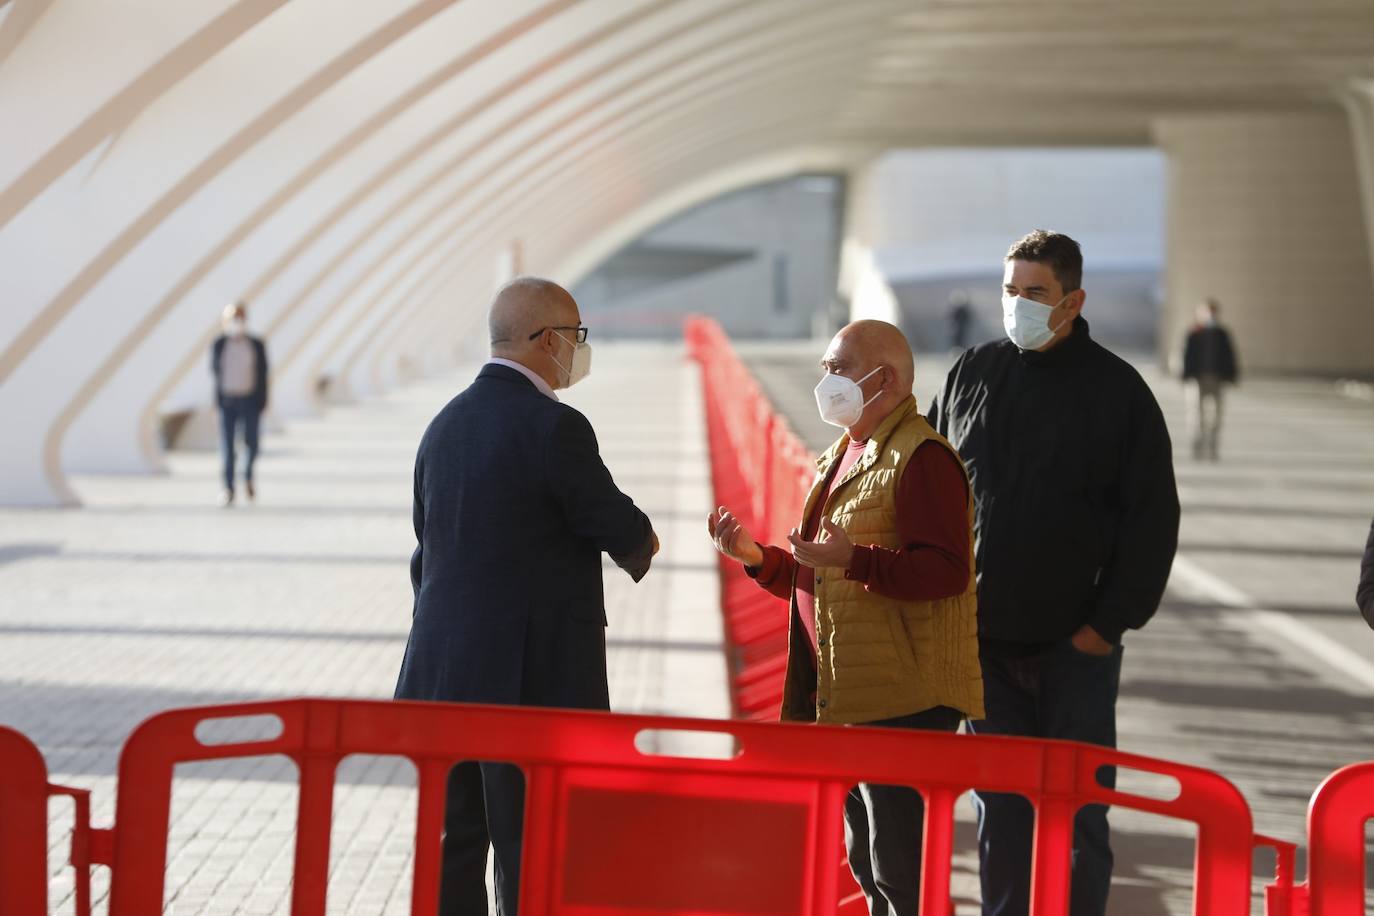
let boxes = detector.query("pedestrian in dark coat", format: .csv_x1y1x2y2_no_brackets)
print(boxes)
928,230,1180,916
209,301,269,506
394,277,657,916
1358,516,1374,628
1181,298,1240,460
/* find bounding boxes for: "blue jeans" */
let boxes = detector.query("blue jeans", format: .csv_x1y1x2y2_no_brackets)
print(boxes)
218,397,261,493
844,705,965,915
969,640,1123,916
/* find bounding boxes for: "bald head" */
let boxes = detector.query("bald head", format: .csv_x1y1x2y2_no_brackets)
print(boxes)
830,320,915,391
488,277,578,356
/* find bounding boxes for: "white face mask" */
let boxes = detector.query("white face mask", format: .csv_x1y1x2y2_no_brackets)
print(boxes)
1002,293,1072,351
552,332,592,388
226,318,247,336
814,366,882,428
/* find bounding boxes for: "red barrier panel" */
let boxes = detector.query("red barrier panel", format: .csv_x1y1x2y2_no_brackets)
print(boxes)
0,726,49,916
101,698,1255,915
687,315,815,723
1304,760,1374,915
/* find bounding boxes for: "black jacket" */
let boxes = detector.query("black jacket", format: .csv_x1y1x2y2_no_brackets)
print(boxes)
394,363,655,710
210,334,269,410
1182,325,1238,383
1359,517,1374,629
927,318,1180,648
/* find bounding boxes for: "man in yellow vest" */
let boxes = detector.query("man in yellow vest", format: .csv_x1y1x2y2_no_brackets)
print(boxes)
708,319,983,915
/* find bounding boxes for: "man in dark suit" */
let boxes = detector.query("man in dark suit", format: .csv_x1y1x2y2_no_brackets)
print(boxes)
394,277,658,916
210,300,269,507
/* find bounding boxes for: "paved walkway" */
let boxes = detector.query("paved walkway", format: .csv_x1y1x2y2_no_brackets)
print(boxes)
4,335,1372,914
741,339,1374,914
0,342,725,914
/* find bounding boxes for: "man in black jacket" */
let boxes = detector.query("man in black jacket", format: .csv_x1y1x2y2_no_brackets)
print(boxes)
209,301,269,507
1181,299,1240,461
1359,516,1374,628
927,230,1180,916
393,277,658,916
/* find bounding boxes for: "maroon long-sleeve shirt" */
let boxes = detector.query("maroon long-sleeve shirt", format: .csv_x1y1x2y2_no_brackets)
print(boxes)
748,439,972,657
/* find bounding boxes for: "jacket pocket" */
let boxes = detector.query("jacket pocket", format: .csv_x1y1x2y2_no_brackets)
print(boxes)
888,612,919,670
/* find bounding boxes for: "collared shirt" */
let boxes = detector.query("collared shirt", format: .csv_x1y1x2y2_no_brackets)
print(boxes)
221,336,257,396
487,357,558,401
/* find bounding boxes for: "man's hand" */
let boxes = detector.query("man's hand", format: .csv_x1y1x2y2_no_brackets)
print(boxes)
1071,624,1114,656
788,517,854,570
651,530,661,557
707,507,763,567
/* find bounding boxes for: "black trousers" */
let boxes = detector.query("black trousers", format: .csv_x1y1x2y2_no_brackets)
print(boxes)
439,761,524,916
969,640,1124,916
844,705,965,915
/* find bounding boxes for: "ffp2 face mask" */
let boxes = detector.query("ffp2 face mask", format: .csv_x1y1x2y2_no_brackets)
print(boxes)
814,366,882,428
552,332,592,387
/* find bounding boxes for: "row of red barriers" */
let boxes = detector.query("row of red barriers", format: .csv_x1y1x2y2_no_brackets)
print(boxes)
10,697,1357,914
685,316,815,721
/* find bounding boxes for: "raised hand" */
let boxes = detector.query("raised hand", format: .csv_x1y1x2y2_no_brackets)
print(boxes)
787,517,854,569
707,506,764,567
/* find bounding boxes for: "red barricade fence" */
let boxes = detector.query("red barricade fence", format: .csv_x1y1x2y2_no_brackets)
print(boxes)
0,698,1299,915
686,316,815,723
0,726,49,915
1302,761,1374,914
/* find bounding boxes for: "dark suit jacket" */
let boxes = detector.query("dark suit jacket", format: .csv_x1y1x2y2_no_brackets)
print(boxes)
210,334,269,410
1359,517,1374,629
393,363,654,711
1182,325,1238,383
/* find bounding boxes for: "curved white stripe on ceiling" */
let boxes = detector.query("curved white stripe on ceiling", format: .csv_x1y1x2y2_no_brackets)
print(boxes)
0,0,1371,505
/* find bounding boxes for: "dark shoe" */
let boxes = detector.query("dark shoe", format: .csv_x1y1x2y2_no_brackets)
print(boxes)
246,480,256,501
219,489,235,508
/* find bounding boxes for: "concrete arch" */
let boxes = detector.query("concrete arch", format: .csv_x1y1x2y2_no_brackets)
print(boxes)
0,2,289,226
293,7,883,409
64,0,653,477
3,0,1374,506
11,0,734,502
133,0,804,439
343,83,866,397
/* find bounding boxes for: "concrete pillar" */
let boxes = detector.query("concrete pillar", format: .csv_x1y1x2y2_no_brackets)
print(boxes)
1154,110,1374,376
1343,82,1374,298
838,155,900,328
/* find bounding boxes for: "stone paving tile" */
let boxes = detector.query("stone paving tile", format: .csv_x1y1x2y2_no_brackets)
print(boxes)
740,339,1374,914
0,342,725,914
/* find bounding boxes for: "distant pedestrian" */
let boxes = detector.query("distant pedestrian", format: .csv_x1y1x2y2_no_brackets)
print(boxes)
948,289,974,351
210,301,268,507
1359,515,1374,629
1181,299,1239,461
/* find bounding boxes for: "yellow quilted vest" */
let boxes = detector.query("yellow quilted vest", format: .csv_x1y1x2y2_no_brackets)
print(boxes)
781,395,984,725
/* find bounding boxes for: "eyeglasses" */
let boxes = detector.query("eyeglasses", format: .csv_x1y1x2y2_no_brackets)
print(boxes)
528,325,588,343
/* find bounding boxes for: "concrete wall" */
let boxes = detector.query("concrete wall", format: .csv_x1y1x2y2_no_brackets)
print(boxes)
840,148,1165,350
1155,110,1374,376
572,175,843,340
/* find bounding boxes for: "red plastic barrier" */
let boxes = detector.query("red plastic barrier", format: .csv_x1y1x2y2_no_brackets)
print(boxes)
1303,760,1374,914
686,315,815,722
0,726,49,915
0,726,107,916
97,698,1257,915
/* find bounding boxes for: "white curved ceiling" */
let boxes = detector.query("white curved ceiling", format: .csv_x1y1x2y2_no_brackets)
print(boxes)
2,0,1372,506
